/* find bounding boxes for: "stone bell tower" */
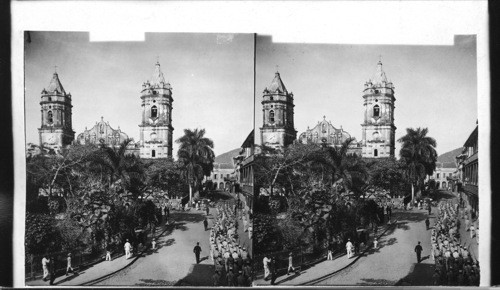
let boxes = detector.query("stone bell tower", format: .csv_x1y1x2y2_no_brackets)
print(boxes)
260,70,296,149
139,61,174,159
38,70,74,150
361,59,396,158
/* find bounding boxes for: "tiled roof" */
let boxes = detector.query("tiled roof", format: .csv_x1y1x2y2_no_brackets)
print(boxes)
45,73,66,94
266,72,288,94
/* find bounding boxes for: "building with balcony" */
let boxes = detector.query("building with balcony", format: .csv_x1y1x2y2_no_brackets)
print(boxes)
457,124,478,216
234,130,254,213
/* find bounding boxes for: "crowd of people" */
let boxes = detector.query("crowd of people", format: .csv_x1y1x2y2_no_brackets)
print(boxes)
209,202,252,286
430,200,479,286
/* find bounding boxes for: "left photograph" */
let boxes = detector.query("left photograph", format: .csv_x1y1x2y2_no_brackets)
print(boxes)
24,31,254,287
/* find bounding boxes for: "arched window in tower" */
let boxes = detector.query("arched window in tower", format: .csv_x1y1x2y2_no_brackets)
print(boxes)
269,110,275,123
374,149,378,157
47,111,53,123
322,123,326,133
373,105,380,118
152,150,156,158
151,106,158,118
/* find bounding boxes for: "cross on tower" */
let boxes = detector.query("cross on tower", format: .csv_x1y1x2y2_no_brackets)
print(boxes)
275,64,279,72
378,55,382,63
54,65,58,73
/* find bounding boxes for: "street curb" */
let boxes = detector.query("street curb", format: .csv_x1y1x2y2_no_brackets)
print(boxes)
298,219,399,286
78,223,175,286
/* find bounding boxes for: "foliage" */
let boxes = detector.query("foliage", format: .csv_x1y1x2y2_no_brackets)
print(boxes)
398,127,438,188
366,157,410,197
143,159,188,198
176,128,215,200
253,213,282,254
25,213,61,255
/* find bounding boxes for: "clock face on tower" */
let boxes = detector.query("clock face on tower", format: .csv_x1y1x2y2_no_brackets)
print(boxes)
48,135,56,144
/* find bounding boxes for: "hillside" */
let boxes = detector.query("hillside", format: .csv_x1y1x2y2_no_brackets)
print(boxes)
437,147,462,164
214,148,241,165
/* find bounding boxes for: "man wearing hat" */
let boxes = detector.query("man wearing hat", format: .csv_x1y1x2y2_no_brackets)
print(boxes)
346,239,353,259
287,252,295,275
237,270,246,286
241,247,248,261
124,239,132,259
193,242,202,264
66,253,75,276
414,241,423,263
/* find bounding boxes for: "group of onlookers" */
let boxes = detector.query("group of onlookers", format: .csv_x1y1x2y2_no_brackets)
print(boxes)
210,202,252,286
430,201,479,286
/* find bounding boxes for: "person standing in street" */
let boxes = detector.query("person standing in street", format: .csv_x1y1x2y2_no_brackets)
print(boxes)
263,255,271,280
41,255,49,281
203,217,209,231
425,217,430,230
270,256,277,285
287,252,295,275
193,242,202,264
346,239,353,259
206,205,210,216
106,243,112,261
415,241,423,263
65,253,75,276
327,244,333,260
373,238,378,249
124,239,132,259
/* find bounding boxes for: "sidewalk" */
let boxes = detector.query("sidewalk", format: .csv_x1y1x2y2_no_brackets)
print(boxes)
26,221,175,286
253,218,398,286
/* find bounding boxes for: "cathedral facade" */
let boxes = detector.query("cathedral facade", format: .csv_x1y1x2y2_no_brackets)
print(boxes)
38,72,75,151
259,60,396,159
298,116,353,147
37,61,174,159
76,117,130,148
260,71,297,149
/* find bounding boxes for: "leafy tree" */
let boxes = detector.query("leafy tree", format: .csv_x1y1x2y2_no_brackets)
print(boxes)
93,139,144,197
320,138,369,197
366,157,409,197
176,128,215,203
143,159,188,199
25,213,61,255
398,127,437,202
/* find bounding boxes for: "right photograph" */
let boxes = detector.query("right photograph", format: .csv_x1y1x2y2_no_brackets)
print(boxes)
252,35,479,286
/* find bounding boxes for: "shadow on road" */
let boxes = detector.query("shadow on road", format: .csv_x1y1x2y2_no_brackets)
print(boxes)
135,278,176,286
144,238,176,256
175,263,215,286
356,277,397,286
170,212,206,223
395,262,435,286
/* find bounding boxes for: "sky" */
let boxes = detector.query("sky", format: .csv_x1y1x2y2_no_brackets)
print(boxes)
255,35,478,157
25,32,254,157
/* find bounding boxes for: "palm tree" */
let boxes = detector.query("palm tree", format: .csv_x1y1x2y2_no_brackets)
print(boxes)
398,127,437,203
321,138,369,197
94,139,144,195
176,128,215,203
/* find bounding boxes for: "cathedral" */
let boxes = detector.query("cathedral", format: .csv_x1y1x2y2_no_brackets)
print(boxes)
260,59,396,159
260,71,297,148
37,61,174,159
